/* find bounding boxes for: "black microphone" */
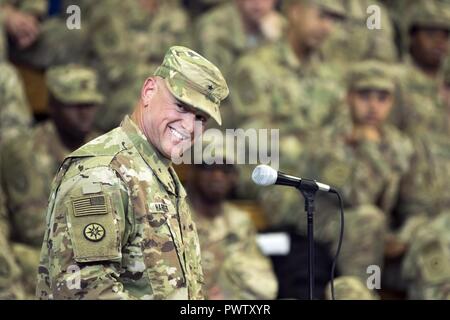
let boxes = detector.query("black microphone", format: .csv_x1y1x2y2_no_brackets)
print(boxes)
251,164,336,193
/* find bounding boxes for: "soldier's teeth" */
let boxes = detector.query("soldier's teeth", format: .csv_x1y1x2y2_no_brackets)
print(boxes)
170,127,186,140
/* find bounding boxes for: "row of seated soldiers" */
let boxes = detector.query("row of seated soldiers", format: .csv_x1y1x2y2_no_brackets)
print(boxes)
0,0,449,299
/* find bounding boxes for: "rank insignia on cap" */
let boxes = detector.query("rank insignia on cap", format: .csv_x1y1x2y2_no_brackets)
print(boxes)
84,223,106,242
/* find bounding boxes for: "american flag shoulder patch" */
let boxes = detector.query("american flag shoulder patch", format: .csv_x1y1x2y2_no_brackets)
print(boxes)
72,194,108,217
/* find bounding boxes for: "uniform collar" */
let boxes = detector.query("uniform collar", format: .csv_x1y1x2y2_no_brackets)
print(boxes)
121,115,186,197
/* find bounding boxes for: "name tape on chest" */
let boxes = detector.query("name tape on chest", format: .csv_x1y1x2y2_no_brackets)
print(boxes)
149,202,169,213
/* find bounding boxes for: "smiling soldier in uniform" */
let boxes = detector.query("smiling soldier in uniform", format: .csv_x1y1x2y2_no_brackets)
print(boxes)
36,46,229,300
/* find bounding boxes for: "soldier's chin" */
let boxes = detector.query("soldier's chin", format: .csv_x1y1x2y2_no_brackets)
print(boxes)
169,140,193,161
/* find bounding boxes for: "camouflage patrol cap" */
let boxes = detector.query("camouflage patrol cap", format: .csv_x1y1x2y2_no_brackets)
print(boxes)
46,64,104,105
283,0,346,18
406,0,450,31
346,60,396,92
154,46,229,126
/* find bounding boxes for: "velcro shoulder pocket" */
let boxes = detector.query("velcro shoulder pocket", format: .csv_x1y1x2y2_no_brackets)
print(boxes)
66,190,122,263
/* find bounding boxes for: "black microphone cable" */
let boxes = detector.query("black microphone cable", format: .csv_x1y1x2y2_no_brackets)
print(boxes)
329,189,345,300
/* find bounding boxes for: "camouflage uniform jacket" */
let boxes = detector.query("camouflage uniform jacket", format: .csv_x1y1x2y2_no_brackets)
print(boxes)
395,133,450,243
195,2,286,79
0,159,26,299
36,116,204,299
230,38,345,135
402,210,450,300
0,63,32,145
391,57,446,138
1,121,98,246
261,124,413,233
321,0,397,64
88,1,191,131
193,202,277,300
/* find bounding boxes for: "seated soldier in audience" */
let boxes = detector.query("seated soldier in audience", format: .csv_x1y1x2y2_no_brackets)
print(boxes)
397,55,450,300
230,0,347,201
186,143,278,300
195,0,286,80
321,0,398,63
87,0,191,131
392,0,450,138
0,64,103,298
194,0,286,127
259,61,413,295
230,0,346,131
2,0,87,68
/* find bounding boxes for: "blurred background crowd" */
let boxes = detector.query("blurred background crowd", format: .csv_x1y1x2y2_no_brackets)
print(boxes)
0,0,449,300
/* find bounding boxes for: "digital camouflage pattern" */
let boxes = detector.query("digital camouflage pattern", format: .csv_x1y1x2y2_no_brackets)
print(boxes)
390,1,450,138
46,64,104,105
37,116,204,299
324,276,379,300
346,59,397,92
391,0,450,55
0,231,26,299
230,38,345,138
392,57,448,139
1,121,99,297
87,0,192,131
230,38,346,199
259,123,412,280
193,202,277,300
6,0,87,69
403,0,450,35
0,63,32,145
402,211,450,300
1,64,102,247
396,133,450,228
1,121,99,247
194,2,286,80
154,46,229,126
0,157,26,299
321,0,397,64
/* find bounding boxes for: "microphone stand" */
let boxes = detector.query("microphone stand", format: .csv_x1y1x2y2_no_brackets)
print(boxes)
296,179,319,300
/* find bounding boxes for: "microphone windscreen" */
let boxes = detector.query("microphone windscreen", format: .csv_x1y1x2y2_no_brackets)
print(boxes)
252,165,277,186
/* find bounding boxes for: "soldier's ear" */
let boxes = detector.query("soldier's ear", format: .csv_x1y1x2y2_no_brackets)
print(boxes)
141,77,157,107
